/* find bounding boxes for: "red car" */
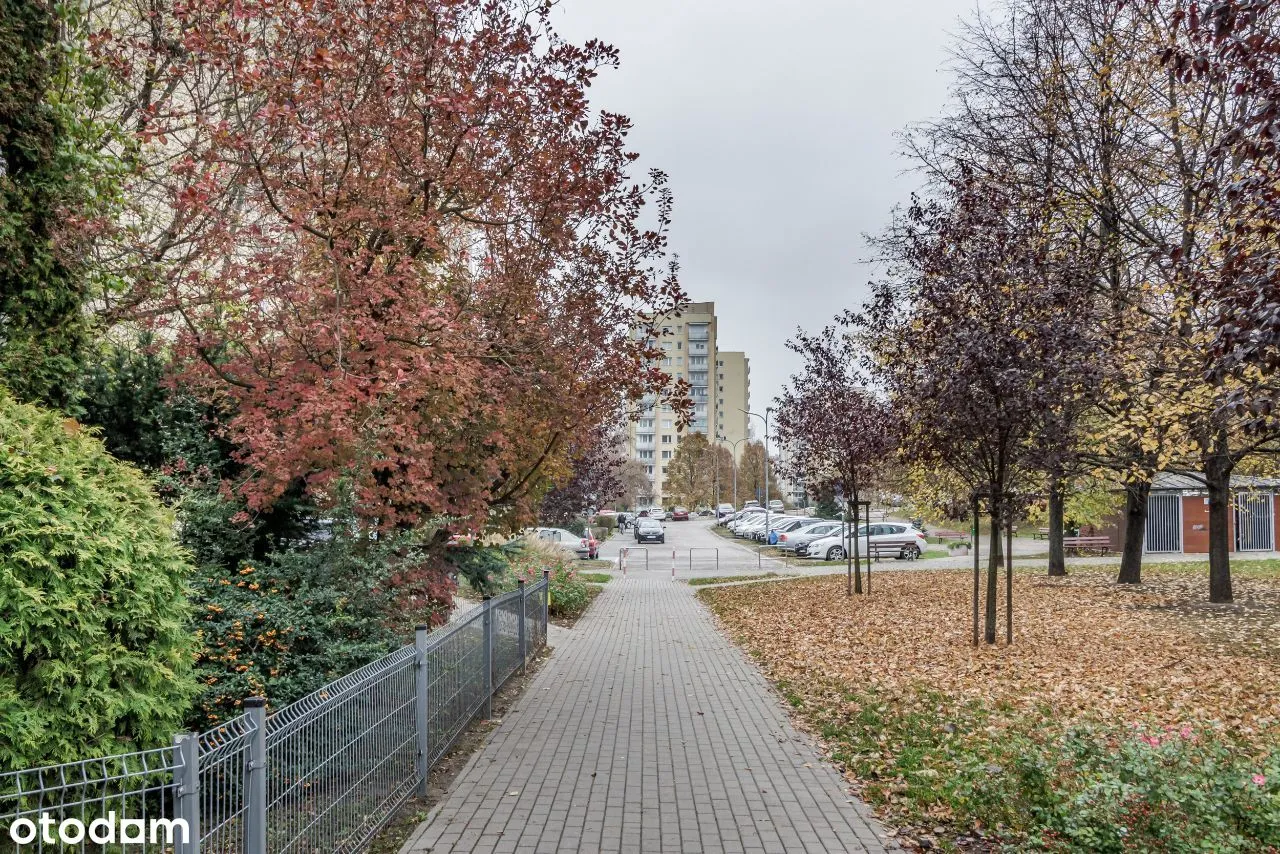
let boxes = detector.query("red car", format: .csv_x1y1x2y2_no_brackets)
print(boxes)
670,507,690,521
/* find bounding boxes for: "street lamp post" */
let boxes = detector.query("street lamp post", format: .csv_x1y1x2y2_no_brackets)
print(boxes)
740,408,773,541
716,434,746,507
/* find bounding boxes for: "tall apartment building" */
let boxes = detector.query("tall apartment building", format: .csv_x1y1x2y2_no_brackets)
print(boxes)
716,351,750,461
624,302,750,507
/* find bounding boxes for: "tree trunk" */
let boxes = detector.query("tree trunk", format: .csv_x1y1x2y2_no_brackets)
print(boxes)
851,495,863,595
1117,478,1150,584
985,500,1001,644
1204,432,1234,604
845,500,853,597
1047,474,1066,576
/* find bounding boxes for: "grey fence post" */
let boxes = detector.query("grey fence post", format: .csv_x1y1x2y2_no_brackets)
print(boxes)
414,624,430,796
172,732,200,854
481,597,494,719
541,569,550,642
517,580,528,674
244,697,268,854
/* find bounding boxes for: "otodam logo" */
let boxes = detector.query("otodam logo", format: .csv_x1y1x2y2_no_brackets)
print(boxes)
5,813,190,846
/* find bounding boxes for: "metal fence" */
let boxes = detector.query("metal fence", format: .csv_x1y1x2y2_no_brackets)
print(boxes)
0,574,550,853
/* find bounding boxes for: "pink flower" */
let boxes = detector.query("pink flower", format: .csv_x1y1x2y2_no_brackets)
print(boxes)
1141,735,1161,748
1179,726,1194,740
1252,774,1267,787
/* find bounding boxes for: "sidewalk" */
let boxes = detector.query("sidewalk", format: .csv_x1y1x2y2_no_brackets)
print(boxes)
400,573,892,854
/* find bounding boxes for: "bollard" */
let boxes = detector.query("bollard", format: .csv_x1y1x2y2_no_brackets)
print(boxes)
621,548,627,577
671,548,676,578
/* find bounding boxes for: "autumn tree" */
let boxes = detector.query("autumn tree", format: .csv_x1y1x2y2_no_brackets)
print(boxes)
774,321,898,594
664,432,731,509
614,460,653,510
870,172,1103,641
98,0,685,543
737,440,781,507
538,426,627,526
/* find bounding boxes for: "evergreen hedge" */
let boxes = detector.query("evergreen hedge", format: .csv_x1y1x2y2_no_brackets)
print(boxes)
0,392,195,767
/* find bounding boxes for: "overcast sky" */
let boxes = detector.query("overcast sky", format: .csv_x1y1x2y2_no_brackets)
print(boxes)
552,0,978,427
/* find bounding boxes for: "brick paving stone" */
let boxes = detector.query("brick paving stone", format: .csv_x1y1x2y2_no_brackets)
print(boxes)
400,534,892,854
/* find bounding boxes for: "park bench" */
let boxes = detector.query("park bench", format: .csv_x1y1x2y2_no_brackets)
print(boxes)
1062,535,1110,556
867,540,916,561
932,529,966,540
1033,527,1051,540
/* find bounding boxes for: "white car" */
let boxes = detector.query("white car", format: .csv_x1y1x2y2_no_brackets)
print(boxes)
802,523,928,561
727,509,765,532
648,507,667,521
736,516,770,538
533,527,593,559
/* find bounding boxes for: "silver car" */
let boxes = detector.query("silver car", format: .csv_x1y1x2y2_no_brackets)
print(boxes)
777,520,845,552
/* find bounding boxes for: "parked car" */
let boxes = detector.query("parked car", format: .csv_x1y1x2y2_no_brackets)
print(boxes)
768,499,785,513
802,523,927,561
716,503,736,521
534,527,598,559
757,516,817,543
779,520,845,553
737,516,771,539
728,507,766,532
648,507,667,521
764,516,820,545
671,506,690,521
634,517,665,544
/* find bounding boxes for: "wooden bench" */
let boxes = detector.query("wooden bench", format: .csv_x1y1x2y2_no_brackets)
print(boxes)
1062,535,1110,556
1033,527,1051,540
867,541,917,561
932,529,966,540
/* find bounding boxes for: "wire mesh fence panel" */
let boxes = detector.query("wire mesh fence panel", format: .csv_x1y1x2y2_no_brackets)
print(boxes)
0,746,182,852
490,589,523,690
422,609,488,768
199,712,256,852
525,580,548,652
1,574,553,854
264,645,418,854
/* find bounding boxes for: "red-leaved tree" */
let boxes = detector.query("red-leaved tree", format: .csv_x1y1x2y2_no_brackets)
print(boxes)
773,322,899,594
108,0,685,532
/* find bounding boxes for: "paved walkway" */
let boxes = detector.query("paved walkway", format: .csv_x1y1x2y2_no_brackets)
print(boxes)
401,567,891,853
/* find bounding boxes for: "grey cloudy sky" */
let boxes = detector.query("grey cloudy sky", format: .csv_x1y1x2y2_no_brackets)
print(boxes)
553,0,977,425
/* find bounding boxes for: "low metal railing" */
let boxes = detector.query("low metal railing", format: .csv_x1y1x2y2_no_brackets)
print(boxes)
0,573,550,853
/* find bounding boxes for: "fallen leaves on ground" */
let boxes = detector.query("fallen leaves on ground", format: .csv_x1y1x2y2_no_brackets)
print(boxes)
703,567,1280,737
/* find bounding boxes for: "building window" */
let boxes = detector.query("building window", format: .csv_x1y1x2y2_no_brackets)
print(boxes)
646,466,654,475
676,342,682,350
662,450,672,460
662,467,668,475
662,435,673,444
663,419,673,429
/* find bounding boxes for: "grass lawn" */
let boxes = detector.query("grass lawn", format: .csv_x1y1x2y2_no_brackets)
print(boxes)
576,571,613,584
578,558,614,570
701,567,1280,852
686,572,780,587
